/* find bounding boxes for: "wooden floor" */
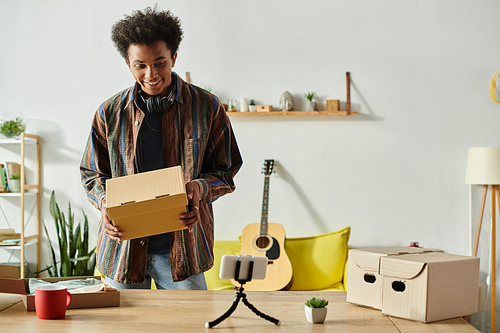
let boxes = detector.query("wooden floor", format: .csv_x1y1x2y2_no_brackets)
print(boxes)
0,290,479,332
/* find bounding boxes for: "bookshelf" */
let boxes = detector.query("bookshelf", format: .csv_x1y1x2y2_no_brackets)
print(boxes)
0,133,41,278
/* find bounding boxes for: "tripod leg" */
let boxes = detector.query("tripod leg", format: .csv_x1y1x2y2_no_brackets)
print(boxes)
241,293,281,326
205,292,243,329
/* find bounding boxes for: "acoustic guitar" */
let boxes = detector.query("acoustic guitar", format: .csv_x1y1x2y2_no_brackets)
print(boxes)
235,159,293,291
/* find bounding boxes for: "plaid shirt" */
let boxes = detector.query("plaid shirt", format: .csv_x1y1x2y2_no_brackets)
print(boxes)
80,72,242,283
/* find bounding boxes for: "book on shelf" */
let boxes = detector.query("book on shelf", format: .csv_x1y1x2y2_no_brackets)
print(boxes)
6,162,20,179
2,162,23,193
0,164,7,193
0,229,20,245
5,161,21,181
0,239,21,246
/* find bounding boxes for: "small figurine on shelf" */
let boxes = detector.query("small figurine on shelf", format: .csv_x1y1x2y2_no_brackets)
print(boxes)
280,91,294,111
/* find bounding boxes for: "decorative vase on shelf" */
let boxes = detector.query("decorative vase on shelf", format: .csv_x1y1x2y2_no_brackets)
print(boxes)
227,99,237,112
240,98,249,112
305,100,317,112
0,111,26,138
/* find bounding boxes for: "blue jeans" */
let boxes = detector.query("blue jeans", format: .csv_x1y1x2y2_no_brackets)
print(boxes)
105,253,207,290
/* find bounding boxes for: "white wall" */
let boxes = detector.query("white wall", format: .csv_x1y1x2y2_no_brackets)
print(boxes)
1,0,499,271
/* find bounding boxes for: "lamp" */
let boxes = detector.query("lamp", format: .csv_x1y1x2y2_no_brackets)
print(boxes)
465,147,500,333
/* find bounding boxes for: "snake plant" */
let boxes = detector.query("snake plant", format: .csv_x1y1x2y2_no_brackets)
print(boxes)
39,191,96,277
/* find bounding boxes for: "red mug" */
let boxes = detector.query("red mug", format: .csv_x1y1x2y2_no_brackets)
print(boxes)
35,285,72,319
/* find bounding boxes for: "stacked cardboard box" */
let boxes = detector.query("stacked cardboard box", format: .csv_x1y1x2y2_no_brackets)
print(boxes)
0,264,120,310
347,247,479,323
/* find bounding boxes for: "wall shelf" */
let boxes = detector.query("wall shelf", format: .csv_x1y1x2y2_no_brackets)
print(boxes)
227,110,358,117
226,72,357,118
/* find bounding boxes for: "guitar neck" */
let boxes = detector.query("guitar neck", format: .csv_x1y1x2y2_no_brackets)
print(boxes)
260,175,270,236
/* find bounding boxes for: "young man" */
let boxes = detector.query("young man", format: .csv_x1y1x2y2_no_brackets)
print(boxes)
80,7,242,290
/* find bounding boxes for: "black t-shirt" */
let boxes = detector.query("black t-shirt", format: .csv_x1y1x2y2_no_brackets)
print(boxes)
137,96,170,254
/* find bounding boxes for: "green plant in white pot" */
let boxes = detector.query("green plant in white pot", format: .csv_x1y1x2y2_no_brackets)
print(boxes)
304,91,317,111
9,173,21,193
249,99,257,112
305,297,328,323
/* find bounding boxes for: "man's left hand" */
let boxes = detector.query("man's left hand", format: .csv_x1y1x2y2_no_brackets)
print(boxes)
179,181,201,233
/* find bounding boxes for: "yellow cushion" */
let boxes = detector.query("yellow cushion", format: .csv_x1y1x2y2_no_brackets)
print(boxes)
491,70,500,103
316,281,345,292
343,258,349,289
205,240,241,290
286,227,350,291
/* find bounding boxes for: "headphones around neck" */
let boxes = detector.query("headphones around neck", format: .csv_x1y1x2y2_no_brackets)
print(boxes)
138,80,176,115
141,94,167,115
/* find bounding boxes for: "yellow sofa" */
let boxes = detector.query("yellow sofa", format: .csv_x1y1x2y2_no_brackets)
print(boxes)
204,226,350,291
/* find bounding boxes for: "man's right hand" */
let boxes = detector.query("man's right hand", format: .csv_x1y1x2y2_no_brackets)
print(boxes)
101,198,122,243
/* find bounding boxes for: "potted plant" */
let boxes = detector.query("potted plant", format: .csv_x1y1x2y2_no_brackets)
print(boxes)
0,117,26,138
227,99,237,112
37,191,96,277
304,91,317,111
9,173,21,193
249,99,257,112
304,297,328,323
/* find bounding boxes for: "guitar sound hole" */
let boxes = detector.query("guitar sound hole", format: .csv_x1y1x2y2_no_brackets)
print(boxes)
255,236,270,249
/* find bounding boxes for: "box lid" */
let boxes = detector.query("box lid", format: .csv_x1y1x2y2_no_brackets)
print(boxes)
349,247,443,273
106,166,186,210
380,252,479,279
108,193,187,219
0,264,28,295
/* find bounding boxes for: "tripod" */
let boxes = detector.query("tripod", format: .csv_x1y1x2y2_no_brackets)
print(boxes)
205,260,281,329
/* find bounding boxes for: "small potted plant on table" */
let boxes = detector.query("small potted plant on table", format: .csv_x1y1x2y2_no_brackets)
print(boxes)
304,297,328,324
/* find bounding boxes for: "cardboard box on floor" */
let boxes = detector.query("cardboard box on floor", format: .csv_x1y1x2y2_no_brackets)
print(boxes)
380,252,479,323
347,247,444,310
0,264,120,310
107,166,188,241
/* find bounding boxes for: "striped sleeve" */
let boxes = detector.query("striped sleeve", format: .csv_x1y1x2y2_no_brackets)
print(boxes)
196,94,242,203
80,101,111,210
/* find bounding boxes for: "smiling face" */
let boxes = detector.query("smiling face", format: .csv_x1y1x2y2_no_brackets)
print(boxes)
126,40,177,97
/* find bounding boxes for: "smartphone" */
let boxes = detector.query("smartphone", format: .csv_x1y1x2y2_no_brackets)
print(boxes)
219,255,268,280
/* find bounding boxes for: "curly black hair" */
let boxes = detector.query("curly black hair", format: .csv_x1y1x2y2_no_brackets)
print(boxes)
111,6,183,60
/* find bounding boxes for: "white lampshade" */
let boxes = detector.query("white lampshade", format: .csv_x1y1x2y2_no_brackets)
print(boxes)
465,147,500,185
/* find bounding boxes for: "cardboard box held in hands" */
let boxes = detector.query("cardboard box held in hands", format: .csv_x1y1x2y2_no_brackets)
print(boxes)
106,166,188,241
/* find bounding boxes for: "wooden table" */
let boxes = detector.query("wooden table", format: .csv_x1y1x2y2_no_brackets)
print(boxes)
0,290,479,332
